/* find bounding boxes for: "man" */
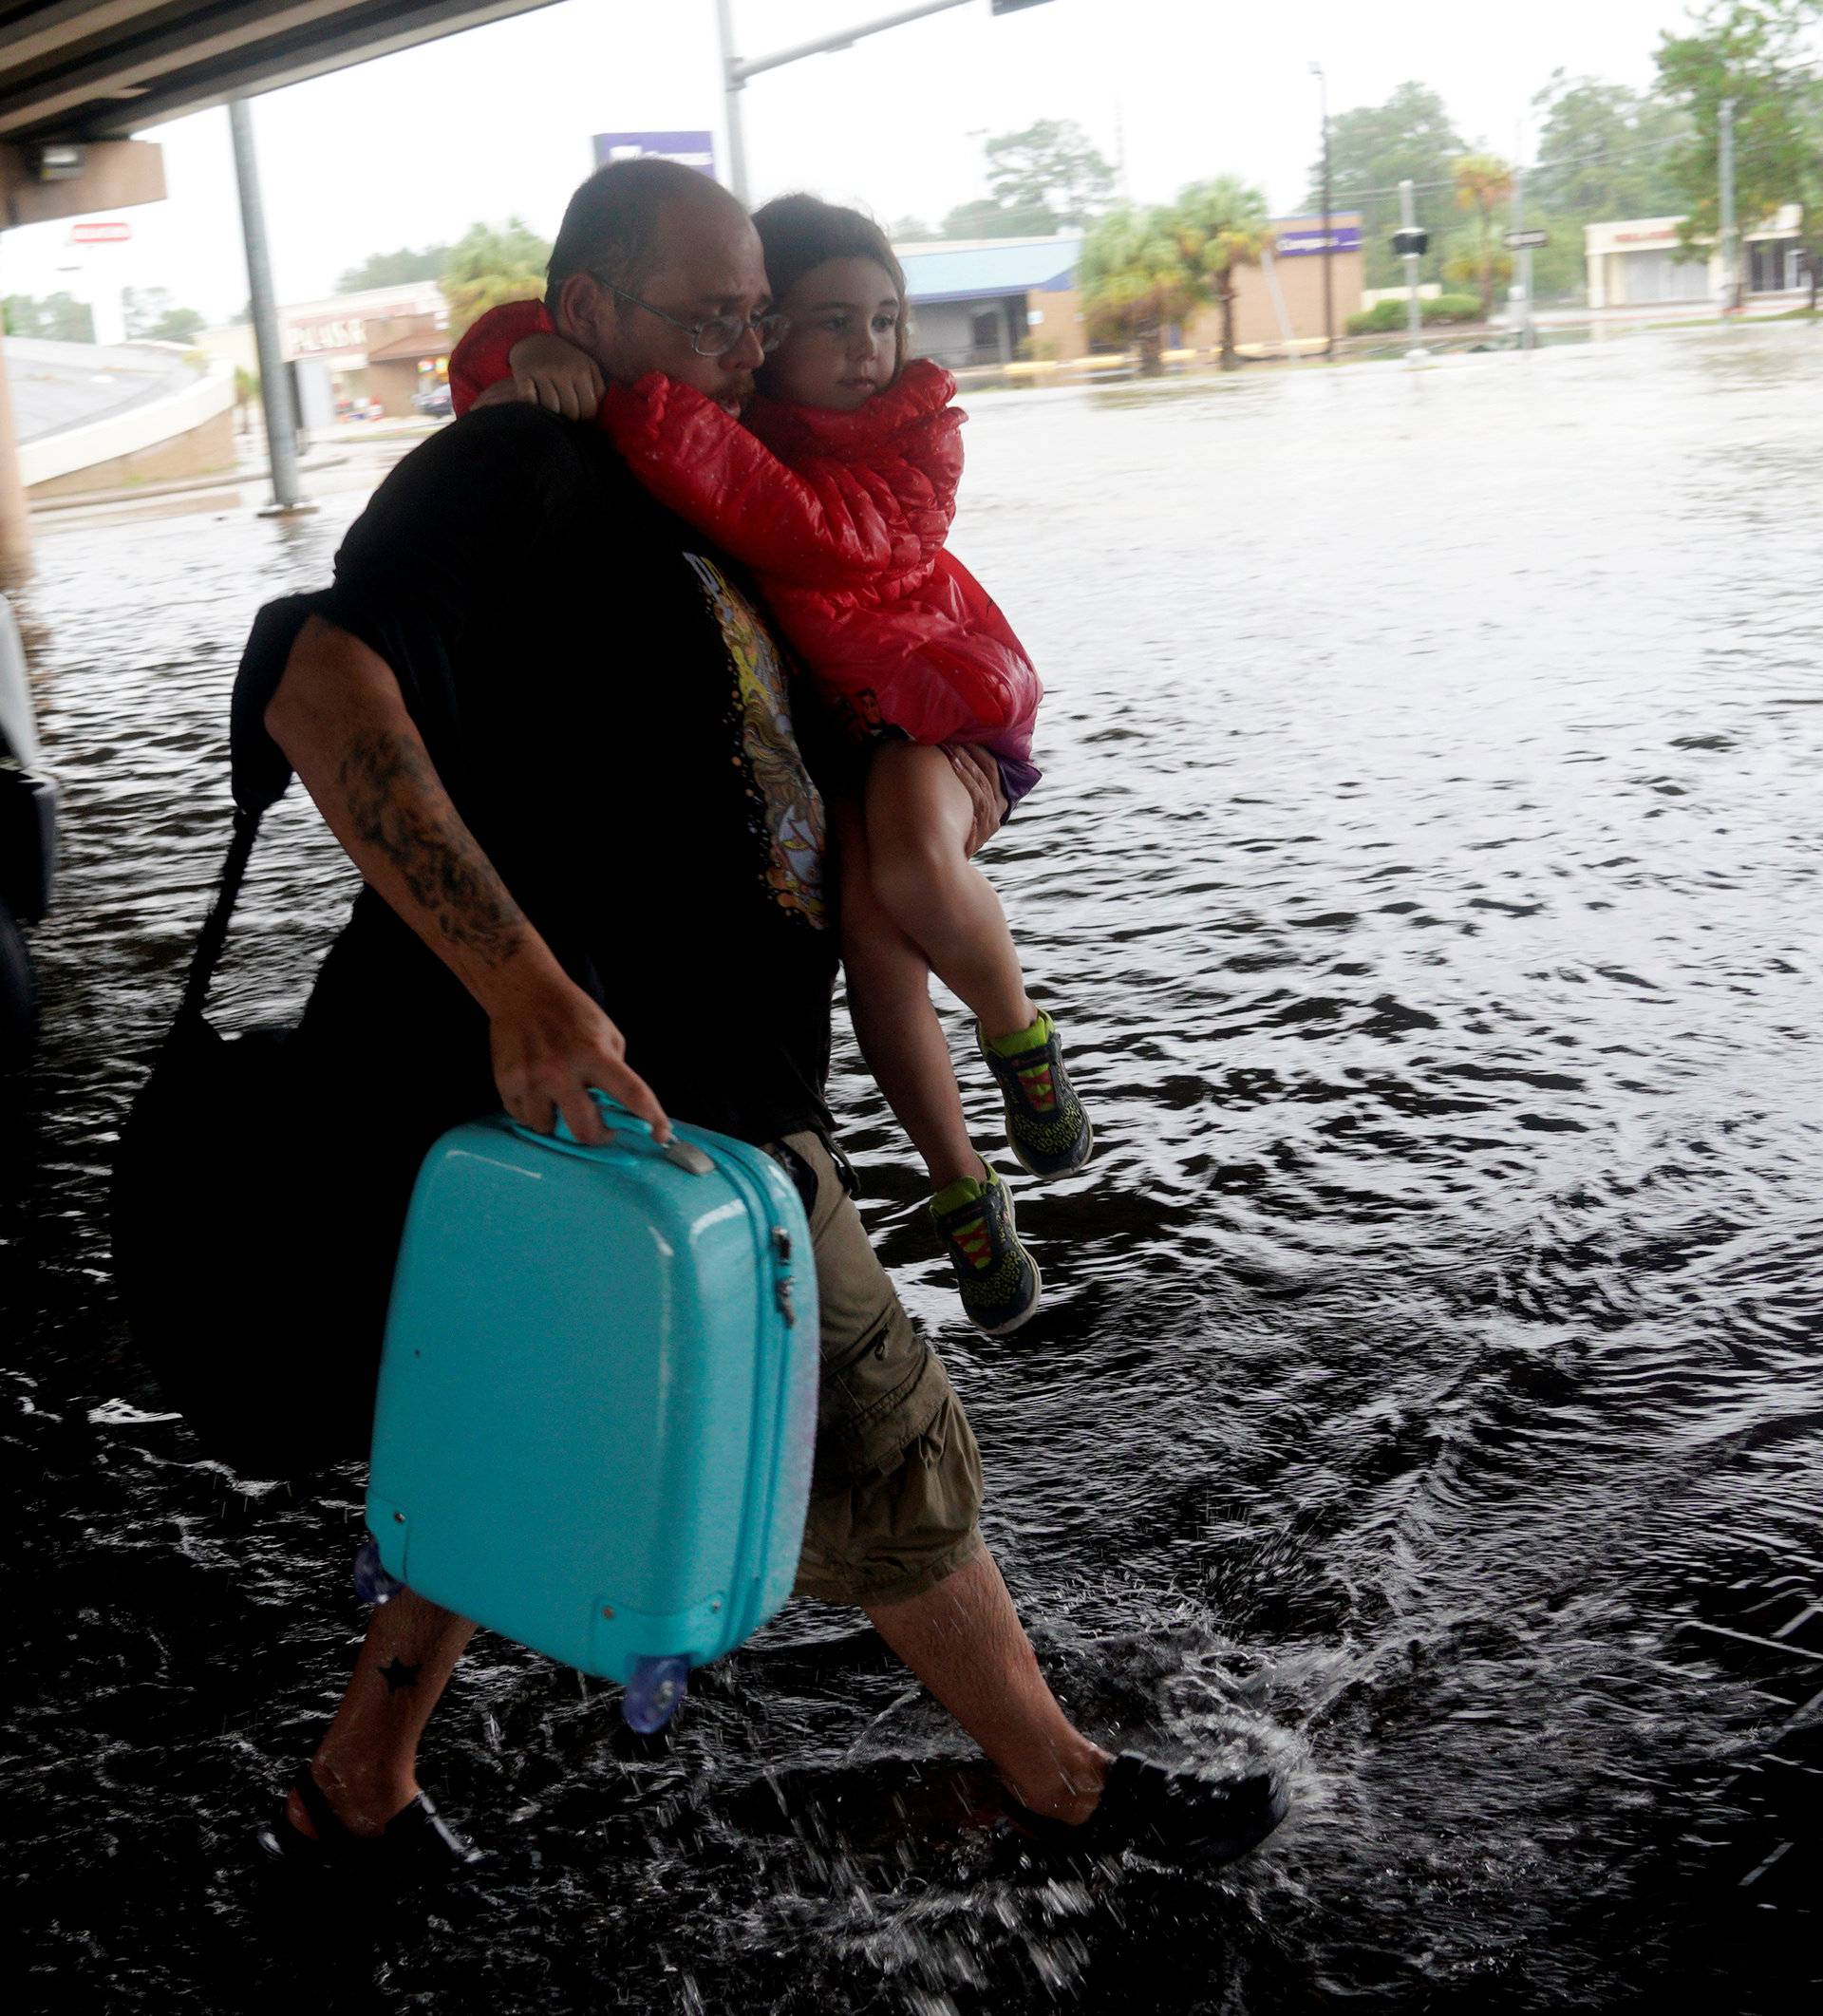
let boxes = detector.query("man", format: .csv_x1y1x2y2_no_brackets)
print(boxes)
254,159,1284,1872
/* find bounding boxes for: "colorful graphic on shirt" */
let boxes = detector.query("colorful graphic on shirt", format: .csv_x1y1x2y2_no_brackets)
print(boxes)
686,554,827,929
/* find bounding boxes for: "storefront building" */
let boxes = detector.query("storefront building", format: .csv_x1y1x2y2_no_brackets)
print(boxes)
1586,206,1812,308
195,281,448,420
898,216,1365,368
898,239,1081,367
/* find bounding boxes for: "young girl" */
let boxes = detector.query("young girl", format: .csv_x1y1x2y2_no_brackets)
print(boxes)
448,195,1090,1334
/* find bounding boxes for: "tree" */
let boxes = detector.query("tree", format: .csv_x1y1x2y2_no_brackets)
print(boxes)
985,118,1117,228
938,197,1060,239
1080,181,1269,374
337,243,452,292
889,215,938,242
1510,210,1588,302
1657,1,1823,309
1452,154,1515,316
1530,71,1693,218
1311,81,1464,289
1078,205,1202,373
2,292,95,341
122,286,204,343
439,217,553,340
1172,179,1271,367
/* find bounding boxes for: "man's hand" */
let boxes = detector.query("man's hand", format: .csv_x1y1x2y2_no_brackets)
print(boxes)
485,966,671,1146
503,331,607,422
942,743,1009,858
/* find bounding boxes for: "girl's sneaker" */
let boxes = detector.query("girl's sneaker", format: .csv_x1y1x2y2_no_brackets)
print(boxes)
929,1169,1042,1334
977,1009,1094,1178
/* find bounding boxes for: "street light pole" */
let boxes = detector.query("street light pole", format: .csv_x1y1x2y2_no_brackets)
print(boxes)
1312,62,1334,358
714,0,750,203
1718,94,1739,313
716,0,985,204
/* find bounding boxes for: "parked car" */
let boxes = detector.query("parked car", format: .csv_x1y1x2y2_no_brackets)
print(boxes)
0,596,56,1069
412,382,453,419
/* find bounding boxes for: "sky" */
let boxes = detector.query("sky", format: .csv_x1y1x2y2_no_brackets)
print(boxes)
0,0,1753,325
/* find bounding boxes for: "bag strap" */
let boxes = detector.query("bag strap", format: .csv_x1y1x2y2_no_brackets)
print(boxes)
176,806,262,1024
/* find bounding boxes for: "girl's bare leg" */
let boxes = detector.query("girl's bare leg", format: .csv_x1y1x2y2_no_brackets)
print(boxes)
864,743,1035,1043
836,797,985,1191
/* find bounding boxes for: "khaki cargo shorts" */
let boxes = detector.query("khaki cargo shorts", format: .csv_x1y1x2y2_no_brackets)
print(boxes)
764,1132,984,1610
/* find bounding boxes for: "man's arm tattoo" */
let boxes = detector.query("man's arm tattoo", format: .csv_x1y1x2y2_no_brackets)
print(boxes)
337,731,529,969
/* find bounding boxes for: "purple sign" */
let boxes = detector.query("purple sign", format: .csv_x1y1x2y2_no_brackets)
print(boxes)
1275,224,1363,257
592,130,716,176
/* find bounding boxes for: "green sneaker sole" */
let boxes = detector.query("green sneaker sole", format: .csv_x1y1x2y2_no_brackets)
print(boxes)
1005,1115,1093,1181
974,1258,1043,1336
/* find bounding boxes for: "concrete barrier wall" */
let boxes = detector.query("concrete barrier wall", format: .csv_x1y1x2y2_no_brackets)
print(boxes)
19,354,236,492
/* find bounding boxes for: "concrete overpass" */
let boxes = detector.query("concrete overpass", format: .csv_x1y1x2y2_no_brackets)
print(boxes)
0,0,568,563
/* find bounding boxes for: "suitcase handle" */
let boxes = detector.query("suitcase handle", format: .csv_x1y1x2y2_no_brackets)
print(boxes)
543,1090,715,1176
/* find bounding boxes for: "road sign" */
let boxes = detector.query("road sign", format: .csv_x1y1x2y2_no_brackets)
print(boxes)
1392,227,1429,257
69,219,130,243
1505,229,1550,251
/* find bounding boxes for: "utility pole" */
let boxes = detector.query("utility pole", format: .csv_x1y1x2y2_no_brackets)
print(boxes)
228,98,309,517
1718,95,1739,313
1399,178,1426,356
1312,62,1334,356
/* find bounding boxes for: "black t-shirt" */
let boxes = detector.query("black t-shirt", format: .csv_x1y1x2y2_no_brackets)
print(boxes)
247,405,840,1147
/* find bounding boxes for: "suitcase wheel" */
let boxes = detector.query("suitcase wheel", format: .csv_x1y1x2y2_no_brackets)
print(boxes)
353,1536,405,1607
623,1654,689,1732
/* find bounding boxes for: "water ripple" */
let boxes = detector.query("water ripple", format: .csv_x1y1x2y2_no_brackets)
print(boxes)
4,325,1820,2010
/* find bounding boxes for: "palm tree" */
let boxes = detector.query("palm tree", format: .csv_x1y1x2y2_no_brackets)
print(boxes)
1452,154,1514,319
440,217,554,341
1173,178,1271,368
1079,206,1203,374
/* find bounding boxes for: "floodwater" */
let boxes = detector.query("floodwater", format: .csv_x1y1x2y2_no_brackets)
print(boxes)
5,325,1820,2012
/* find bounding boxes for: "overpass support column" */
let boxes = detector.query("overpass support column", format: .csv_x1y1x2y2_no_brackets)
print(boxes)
228,98,310,517
0,330,29,574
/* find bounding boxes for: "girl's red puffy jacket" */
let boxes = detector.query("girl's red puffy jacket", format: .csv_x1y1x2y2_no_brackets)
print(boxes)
448,302,1042,761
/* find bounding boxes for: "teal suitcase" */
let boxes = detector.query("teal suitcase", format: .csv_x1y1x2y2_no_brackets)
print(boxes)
363,1093,818,1729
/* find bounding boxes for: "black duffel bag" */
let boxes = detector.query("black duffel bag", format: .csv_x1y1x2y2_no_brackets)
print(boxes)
112,811,380,1477
112,602,390,1478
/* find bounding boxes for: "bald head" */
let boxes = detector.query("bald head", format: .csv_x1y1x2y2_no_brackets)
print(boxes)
545,160,771,414
545,158,753,308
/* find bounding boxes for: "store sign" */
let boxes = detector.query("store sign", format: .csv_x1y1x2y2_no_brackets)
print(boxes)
291,316,369,353
70,219,130,243
1276,223,1363,257
592,129,716,175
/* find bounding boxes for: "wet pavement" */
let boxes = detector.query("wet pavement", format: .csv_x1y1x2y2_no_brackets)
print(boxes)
3,322,1820,2011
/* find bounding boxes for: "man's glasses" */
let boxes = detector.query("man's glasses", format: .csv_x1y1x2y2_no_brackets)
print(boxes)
592,276,790,358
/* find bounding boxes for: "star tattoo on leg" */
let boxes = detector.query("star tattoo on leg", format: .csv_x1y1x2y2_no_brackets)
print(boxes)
377,1657,422,1695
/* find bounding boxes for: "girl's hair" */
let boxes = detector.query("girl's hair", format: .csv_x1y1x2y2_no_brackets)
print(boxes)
751,194,911,381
